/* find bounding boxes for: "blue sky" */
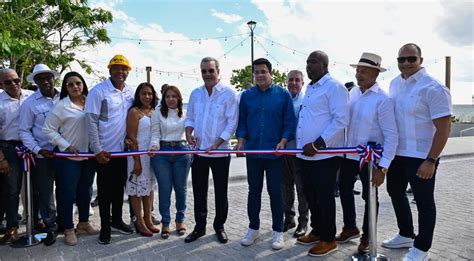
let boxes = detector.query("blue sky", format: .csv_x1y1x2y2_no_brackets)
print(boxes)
78,0,473,104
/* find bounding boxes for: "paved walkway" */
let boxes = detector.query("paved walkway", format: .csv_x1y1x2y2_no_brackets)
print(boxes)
1,137,473,260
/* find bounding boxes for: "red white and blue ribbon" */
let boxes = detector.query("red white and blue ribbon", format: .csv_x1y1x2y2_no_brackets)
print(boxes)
15,145,35,172
356,144,383,171
53,145,382,159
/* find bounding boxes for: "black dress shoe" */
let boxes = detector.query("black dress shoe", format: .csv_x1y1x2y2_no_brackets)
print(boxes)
216,229,228,244
283,220,296,232
43,231,56,246
184,230,205,243
293,224,307,238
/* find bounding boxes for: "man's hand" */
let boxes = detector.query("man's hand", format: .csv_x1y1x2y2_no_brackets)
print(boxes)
186,133,198,147
95,150,111,164
234,139,245,151
65,145,80,155
38,149,55,158
0,159,11,174
205,143,219,153
372,168,386,187
149,145,160,157
275,139,288,150
416,160,436,179
302,142,317,156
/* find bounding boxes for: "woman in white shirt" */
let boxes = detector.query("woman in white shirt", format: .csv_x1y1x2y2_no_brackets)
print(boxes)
150,85,191,239
43,72,98,246
126,83,160,237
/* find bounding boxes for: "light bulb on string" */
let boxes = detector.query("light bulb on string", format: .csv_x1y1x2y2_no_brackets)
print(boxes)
224,37,227,41
169,40,173,46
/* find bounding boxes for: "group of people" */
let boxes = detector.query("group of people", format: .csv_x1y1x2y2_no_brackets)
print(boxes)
0,42,451,261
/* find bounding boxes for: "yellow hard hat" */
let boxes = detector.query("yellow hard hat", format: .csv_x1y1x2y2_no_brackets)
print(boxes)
107,54,131,71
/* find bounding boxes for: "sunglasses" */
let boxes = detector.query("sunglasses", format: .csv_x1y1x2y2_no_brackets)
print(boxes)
3,78,21,85
201,69,215,74
397,56,418,63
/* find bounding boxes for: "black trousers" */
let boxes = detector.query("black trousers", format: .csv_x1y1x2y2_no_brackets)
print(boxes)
301,156,341,242
387,156,438,252
191,155,230,232
96,157,127,229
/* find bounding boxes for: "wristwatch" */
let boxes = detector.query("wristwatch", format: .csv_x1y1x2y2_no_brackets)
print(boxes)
377,165,388,175
425,157,437,164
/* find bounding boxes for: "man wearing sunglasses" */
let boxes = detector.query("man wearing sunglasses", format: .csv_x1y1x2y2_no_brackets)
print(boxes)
383,43,452,261
0,69,34,244
184,57,238,244
19,64,61,246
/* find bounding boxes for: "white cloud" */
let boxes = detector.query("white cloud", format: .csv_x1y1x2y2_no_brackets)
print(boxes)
211,9,243,23
216,27,223,33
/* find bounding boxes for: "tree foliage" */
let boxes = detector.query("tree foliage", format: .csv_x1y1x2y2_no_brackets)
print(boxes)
0,0,112,83
230,65,288,92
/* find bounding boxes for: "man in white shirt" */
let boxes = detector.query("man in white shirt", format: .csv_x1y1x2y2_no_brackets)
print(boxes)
382,43,452,261
184,57,238,244
0,69,34,244
295,51,349,257
335,53,398,254
19,64,61,246
281,70,308,238
85,55,135,244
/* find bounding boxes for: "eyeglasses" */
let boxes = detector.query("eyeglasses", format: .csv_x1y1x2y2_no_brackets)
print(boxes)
3,78,21,85
397,56,418,63
201,69,215,74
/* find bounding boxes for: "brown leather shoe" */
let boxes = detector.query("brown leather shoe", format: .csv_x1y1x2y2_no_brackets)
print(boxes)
76,222,99,235
308,240,338,257
64,229,77,246
296,233,320,245
0,228,18,245
335,227,360,243
358,237,369,253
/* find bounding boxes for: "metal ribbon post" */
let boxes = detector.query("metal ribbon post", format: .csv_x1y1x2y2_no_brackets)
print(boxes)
353,142,388,261
10,146,40,248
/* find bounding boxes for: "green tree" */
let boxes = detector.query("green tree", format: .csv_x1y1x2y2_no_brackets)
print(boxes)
230,65,288,92
0,0,112,83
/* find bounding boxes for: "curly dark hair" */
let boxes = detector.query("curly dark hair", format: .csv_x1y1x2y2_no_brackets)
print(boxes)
160,85,183,118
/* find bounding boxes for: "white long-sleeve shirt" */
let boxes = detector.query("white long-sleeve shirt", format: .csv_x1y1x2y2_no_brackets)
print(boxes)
389,68,452,159
296,73,349,161
346,83,398,168
184,82,238,157
43,97,89,160
0,90,34,141
19,90,60,155
150,108,186,148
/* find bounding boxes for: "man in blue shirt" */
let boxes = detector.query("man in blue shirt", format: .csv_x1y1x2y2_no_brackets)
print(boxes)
236,58,295,250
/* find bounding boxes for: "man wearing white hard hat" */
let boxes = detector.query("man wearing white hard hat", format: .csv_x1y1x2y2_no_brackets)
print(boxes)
335,53,398,253
19,64,61,246
85,54,134,244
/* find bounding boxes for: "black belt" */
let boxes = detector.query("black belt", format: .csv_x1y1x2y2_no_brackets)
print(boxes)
160,140,187,147
0,140,22,146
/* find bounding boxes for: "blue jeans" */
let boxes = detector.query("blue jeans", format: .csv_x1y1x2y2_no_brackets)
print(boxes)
31,157,56,230
246,157,284,232
151,144,191,226
387,156,438,252
0,142,23,228
55,158,96,229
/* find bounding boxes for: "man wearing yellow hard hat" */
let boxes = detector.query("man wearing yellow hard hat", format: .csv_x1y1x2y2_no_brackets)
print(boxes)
85,54,134,244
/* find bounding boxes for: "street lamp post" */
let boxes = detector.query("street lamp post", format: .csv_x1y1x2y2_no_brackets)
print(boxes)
247,20,256,83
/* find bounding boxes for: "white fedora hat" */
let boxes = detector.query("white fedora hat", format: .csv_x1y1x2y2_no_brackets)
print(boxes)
350,52,387,72
26,64,60,83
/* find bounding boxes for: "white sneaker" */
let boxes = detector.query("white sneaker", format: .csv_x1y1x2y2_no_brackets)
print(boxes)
403,247,429,261
382,234,414,248
240,228,259,246
271,231,284,250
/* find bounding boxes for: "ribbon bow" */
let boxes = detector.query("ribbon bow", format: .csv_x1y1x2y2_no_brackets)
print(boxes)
357,143,383,171
15,145,36,172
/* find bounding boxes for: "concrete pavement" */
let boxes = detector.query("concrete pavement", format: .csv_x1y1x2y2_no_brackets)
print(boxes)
0,137,473,260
